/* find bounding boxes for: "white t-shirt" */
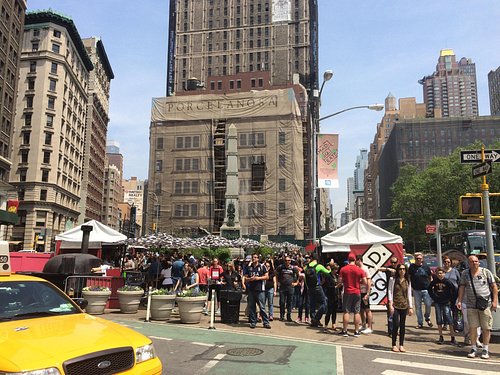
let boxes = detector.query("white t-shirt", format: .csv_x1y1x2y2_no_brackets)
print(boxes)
161,267,173,286
360,265,370,294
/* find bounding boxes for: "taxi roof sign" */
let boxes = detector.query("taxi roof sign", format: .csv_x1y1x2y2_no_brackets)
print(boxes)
0,240,11,275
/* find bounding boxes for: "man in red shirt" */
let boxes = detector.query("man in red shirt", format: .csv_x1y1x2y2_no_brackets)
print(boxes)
207,258,224,315
337,253,367,337
197,260,210,315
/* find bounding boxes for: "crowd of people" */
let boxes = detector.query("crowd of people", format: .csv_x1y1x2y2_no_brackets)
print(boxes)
120,249,498,359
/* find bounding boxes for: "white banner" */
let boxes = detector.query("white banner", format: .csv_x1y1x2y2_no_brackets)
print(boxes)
317,134,339,188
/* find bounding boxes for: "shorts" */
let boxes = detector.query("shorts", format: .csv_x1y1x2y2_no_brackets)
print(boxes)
361,293,370,309
343,293,361,314
467,307,493,331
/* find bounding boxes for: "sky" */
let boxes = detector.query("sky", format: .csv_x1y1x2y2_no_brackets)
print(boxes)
29,0,500,222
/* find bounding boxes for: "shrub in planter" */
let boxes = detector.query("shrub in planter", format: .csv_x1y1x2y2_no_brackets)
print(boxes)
149,289,176,321
175,289,207,324
82,286,111,315
117,285,144,314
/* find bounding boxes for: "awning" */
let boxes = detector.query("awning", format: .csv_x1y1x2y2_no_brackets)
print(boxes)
0,209,18,225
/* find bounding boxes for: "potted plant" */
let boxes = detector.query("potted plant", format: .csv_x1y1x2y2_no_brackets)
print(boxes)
82,286,111,315
117,285,144,314
175,289,207,324
149,289,176,321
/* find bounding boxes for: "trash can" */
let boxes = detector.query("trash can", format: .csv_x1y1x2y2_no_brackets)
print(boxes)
220,289,242,324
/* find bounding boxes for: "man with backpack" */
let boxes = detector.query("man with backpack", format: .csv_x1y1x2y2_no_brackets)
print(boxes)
304,253,332,327
337,253,367,337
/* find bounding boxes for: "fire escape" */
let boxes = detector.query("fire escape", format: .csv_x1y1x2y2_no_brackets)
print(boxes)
212,119,227,234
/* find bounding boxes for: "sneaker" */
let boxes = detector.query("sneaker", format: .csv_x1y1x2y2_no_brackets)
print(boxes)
353,331,361,337
279,316,285,322
295,317,302,324
415,324,423,329
287,316,293,322
426,319,433,328
269,316,274,321
480,349,489,359
361,328,373,334
264,324,271,329
338,330,348,337
437,335,444,345
304,317,310,324
215,309,221,316
450,337,457,346
467,349,477,358
250,324,256,329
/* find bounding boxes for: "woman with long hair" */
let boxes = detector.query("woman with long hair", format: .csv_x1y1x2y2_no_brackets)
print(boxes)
388,263,413,352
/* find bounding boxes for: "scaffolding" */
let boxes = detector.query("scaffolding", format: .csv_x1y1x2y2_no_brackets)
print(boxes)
213,119,227,234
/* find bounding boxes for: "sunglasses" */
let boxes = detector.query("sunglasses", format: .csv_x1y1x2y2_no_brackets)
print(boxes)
391,261,397,264
398,267,406,271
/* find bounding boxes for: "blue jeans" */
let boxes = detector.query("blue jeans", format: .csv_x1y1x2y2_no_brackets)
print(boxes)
309,286,327,322
413,289,432,325
434,303,453,326
264,288,274,318
248,289,269,325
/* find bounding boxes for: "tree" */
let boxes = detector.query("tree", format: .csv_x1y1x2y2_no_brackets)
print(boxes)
389,141,500,253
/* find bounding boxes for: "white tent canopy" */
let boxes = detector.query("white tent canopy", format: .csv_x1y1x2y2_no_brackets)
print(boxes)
321,218,403,253
55,220,127,249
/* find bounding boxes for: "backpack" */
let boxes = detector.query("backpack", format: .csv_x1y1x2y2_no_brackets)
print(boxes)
305,264,320,288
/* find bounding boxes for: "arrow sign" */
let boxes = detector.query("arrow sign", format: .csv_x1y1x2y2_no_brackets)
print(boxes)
472,160,492,178
460,149,500,164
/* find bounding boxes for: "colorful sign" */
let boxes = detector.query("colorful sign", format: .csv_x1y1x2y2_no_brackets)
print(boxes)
317,134,339,188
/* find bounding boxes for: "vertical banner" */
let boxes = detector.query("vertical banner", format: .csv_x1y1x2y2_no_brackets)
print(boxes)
317,133,339,188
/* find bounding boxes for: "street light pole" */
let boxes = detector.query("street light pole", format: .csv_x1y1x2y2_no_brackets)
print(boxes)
311,70,333,249
312,102,385,246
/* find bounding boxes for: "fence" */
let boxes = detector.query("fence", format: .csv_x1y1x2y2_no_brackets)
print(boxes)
64,275,125,309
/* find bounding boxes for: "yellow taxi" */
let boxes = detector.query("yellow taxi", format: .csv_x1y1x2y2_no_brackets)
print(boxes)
0,255,162,374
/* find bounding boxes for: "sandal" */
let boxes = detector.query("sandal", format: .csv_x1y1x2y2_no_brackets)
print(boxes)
392,346,400,352
399,346,406,353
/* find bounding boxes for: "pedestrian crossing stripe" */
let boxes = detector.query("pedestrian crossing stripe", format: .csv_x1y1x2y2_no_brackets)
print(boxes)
373,358,498,375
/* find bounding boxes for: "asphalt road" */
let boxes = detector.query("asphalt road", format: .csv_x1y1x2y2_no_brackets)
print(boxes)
107,317,500,375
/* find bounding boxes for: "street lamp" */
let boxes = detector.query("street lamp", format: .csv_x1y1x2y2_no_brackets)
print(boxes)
311,70,334,248
312,102,384,246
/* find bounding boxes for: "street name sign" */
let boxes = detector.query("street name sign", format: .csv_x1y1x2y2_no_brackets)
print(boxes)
425,224,437,234
472,160,492,178
460,149,500,164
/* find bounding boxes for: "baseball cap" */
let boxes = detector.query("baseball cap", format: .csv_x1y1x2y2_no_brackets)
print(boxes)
348,253,356,261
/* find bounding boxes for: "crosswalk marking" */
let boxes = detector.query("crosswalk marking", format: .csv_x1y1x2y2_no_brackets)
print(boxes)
336,346,344,375
196,353,226,375
149,336,172,341
373,358,498,375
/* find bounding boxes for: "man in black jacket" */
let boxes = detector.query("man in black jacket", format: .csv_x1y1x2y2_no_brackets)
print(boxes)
276,256,299,322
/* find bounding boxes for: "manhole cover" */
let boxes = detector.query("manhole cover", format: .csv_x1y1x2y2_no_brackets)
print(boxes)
226,348,264,357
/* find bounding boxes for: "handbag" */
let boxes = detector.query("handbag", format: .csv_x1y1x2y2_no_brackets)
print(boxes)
453,308,464,332
469,269,490,311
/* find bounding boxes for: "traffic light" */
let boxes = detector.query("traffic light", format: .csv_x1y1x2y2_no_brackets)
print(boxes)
459,195,483,216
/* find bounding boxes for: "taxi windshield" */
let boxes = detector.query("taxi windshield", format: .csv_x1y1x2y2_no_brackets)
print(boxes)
0,280,79,321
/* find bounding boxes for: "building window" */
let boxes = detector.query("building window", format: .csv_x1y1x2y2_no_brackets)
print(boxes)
155,160,163,172
36,211,46,227
279,131,286,145
210,81,215,90
251,79,256,88
229,80,234,89
53,29,61,38
51,43,60,54
42,170,49,182
19,168,27,182
237,80,241,89
44,132,52,145
156,137,164,150
279,178,286,191
29,61,36,73
24,113,32,126
51,62,58,74
48,97,55,109
248,202,264,216
43,151,51,164
22,131,30,145
21,150,28,163
175,136,200,149
28,78,35,90
49,79,56,91
251,162,265,191
279,202,286,215
32,43,39,51
279,155,286,168
26,96,33,108
46,115,54,127
217,81,222,90
40,189,47,201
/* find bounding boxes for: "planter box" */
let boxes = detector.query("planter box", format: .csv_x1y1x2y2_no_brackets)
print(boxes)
176,295,206,324
150,294,176,321
117,290,143,314
82,291,111,315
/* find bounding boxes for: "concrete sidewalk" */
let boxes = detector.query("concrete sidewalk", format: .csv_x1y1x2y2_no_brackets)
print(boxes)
102,301,500,361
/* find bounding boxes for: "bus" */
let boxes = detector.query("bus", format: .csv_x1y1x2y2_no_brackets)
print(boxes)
430,230,500,262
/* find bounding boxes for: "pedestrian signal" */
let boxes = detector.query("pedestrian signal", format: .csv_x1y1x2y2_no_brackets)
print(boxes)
459,196,483,216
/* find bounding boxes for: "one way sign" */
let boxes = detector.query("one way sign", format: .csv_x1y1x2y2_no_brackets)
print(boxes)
460,149,500,164
472,161,492,178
